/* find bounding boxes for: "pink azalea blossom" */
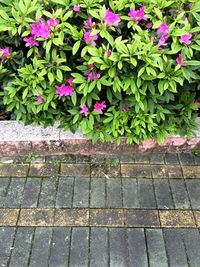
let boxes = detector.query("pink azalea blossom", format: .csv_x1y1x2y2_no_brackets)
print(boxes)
156,22,169,35
37,96,43,103
94,101,106,114
103,9,120,26
66,78,74,86
0,47,10,57
80,105,89,116
128,6,147,24
23,36,39,47
47,18,60,28
158,34,169,47
83,18,95,29
106,50,112,57
123,103,129,112
55,84,73,98
84,31,98,46
73,5,81,12
180,33,192,45
30,18,51,39
188,3,193,9
176,54,186,66
146,22,153,29
87,72,101,81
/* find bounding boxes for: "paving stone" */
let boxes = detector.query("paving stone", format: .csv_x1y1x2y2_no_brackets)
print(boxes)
169,179,191,209
21,178,41,208
124,210,160,227
179,153,195,165
91,163,120,178
29,228,52,267
106,178,123,208
61,163,90,177
91,155,105,163
38,178,58,208
69,227,89,267
134,153,150,163
154,179,174,209
122,179,139,208
73,177,90,208
18,209,54,226
0,209,19,226
186,180,200,209
181,229,200,267
120,154,135,163
194,154,200,165
121,164,152,178
31,156,46,163
0,157,15,163
76,155,91,163
9,227,34,267
182,166,200,178
127,229,148,267
90,209,124,227
160,210,196,227
165,153,179,164
46,155,76,163
0,164,28,177
56,177,74,208
194,211,200,227
0,227,16,267
54,209,89,226
29,163,59,177
4,178,26,208
138,179,157,208
163,229,188,267
90,178,106,208
150,153,165,164
109,228,129,267
90,228,108,267
146,229,168,267
0,178,10,207
49,228,71,267
152,165,182,178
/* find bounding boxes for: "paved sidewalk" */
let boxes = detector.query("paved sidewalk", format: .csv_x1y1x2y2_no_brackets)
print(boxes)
0,153,200,267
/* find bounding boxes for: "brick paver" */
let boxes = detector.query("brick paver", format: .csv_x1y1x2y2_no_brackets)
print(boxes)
0,153,200,266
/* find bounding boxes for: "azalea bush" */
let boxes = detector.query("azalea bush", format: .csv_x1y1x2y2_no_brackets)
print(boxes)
0,0,200,144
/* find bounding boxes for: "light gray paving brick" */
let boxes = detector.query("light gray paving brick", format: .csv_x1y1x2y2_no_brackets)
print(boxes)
90,228,108,267
69,227,89,267
56,178,74,208
29,228,52,267
146,229,168,267
134,153,150,163
179,153,195,165
9,227,34,267
138,179,157,208
73,177,90,208
127,229,148,267
154,179,174,209
122,179,139,208
38,178,58,208
0,178,10,207
49,228,71,267
109,228,129,267
186,180,200,209
90,178,106,208
0,227,16,267
150,153,165,164
165,153,179,164
169,179,191,209
21,178,41,208
106,178,123,208
4,178,26,208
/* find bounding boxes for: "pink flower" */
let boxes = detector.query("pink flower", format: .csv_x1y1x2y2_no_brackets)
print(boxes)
30,18,51,39
106,50,112,57
156,22,169,35
180,33,192,45
176,54,186,66
188,3,193,9
47,18,60,28
123,103,129,112
0,47,10,57
103,9,120,26
146,22,153,29
66,78,74,86
73,5,81,12
158,34,169,47
37,96,43,103
55,84,73,98
128,6,147,24
84,18,95,29
23,36,39,47
87,72,101,81
80,105,89,116
84,31,98,46
94,101,106,114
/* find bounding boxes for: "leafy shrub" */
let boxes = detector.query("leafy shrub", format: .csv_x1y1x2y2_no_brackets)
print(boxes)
0,0,200,144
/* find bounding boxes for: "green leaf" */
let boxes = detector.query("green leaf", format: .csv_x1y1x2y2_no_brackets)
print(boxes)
154,8,163,20
187,60,200,66
56,69,63,81
72,40,81,55
71,91,77,106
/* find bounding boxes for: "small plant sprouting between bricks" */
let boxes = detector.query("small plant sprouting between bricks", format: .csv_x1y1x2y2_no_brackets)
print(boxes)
192,150,200,155
25,152,38,163
0,0,200,145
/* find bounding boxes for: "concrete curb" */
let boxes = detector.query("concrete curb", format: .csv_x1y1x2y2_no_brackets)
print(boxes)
0,120,200,157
